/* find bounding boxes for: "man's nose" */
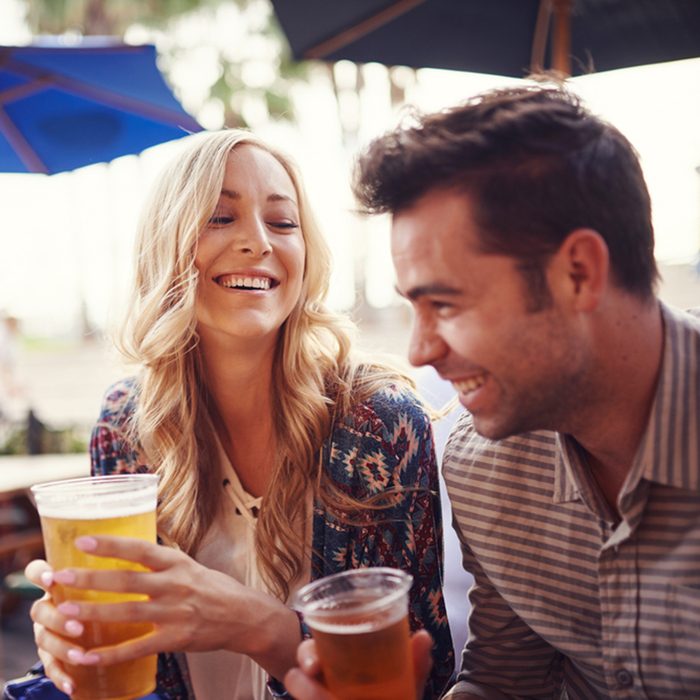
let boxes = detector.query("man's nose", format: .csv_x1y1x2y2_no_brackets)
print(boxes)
407,319,448,368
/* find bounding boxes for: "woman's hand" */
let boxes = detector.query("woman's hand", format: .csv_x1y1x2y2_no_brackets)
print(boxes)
283,630,434,700
33,536,300,679
25,559,82,697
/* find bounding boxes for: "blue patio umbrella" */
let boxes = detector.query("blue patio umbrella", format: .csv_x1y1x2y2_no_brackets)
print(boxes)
0,39,202,174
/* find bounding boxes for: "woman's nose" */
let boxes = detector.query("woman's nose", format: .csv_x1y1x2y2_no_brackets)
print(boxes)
233,217,272,257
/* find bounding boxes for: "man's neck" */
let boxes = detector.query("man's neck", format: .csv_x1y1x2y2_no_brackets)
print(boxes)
570,297,664,507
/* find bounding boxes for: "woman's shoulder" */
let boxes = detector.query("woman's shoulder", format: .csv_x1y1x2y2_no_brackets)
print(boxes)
334,382,432,455
341,382,428,431
96,376,139,429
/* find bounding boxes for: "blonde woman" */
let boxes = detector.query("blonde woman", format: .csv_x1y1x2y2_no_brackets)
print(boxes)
26,130,454,699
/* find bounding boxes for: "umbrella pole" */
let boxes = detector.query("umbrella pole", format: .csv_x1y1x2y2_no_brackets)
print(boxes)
552,0,572,76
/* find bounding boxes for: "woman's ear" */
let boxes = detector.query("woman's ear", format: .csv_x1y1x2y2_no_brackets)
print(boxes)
547,229,610,312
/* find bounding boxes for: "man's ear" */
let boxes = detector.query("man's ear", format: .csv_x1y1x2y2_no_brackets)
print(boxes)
547,229,609,311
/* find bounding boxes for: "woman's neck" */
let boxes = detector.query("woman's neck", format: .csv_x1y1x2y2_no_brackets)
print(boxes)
199,335,278,497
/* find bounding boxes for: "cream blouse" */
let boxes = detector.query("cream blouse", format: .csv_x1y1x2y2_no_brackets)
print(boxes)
185,439,311,700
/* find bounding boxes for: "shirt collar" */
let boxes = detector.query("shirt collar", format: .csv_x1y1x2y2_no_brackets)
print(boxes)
553,433,581,503
553,302,700,502
633,303,700,491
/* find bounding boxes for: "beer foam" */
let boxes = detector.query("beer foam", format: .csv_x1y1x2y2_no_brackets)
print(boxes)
305,601,406,635
309,619,380,635
33,476,157,519
38,496,155,520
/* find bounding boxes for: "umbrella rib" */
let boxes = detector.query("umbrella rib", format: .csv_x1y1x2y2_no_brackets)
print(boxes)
304,0,427,60
54,73,199,129
0,106,48,174
0,77,52,104
3,58,199,130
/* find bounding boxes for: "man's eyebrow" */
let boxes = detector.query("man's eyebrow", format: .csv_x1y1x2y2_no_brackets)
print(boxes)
220,189,296,204
395,283,462,301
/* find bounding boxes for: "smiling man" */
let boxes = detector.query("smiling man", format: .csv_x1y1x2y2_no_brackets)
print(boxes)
285,86,700,699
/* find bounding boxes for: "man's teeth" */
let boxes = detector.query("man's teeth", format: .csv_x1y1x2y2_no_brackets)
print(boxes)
220,276,271,290
453,375,486,393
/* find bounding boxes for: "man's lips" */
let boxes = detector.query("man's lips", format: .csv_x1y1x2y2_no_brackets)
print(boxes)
450,373,488,394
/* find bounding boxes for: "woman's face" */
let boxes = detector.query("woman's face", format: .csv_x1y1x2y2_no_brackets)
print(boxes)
194,145,306,349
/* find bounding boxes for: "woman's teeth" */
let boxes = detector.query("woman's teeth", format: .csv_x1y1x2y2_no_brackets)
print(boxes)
219,276,272,290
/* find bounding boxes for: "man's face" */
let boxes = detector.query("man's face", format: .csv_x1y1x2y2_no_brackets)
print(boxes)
392,188,589,440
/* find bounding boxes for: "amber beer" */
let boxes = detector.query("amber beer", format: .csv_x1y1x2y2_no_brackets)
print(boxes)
31,474,158,700
293,568,415,700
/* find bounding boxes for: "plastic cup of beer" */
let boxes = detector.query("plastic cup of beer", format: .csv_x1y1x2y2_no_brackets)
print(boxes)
293,567,415,700
31,474,158,700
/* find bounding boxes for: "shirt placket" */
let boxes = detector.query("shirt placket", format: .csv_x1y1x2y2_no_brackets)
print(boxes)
598,483,649,699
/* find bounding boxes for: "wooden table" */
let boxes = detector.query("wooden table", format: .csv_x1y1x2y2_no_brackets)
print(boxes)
0,454,90,560
0,453,90,498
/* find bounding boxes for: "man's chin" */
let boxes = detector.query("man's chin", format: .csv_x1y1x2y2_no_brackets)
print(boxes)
470,413,523,442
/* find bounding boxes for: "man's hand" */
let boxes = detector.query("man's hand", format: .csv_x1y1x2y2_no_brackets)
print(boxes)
283,629,434,699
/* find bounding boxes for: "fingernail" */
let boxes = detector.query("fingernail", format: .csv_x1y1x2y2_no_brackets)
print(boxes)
67,649,100,665
58,602,80,616
67,649,83,664
65,620,83,636
53,570,76,585
62,681,74,695
75,536,97,551
301,656,315,672
40,571,54,587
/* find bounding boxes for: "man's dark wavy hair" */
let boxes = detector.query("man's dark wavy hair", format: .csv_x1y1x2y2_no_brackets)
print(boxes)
353,85,658,304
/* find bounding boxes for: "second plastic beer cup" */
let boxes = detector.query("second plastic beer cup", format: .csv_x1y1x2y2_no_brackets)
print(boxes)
293,567,415,700
31,474,158,700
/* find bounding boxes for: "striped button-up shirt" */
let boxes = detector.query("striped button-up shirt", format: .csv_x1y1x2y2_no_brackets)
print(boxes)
443,303,700,699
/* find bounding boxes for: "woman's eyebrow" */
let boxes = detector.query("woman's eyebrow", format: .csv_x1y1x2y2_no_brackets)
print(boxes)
220,188,296,205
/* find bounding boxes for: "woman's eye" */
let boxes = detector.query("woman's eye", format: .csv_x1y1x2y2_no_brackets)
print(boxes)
270,221,299,230
208,214,233,226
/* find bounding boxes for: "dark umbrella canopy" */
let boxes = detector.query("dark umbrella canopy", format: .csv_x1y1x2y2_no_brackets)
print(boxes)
270,0,700,77
0,40,202,174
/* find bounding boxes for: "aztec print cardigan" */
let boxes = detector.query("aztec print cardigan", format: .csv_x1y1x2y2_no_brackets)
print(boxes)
89,378,455,699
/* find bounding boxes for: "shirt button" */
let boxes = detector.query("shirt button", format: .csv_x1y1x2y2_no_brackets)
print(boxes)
615,669,633,688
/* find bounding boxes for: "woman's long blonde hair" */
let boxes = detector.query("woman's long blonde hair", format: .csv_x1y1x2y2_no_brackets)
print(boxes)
117,130,413,599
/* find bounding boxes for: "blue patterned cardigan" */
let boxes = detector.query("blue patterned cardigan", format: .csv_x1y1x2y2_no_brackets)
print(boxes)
90,378,455,699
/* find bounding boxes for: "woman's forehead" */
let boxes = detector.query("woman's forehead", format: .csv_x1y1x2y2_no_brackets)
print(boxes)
222,144,298,202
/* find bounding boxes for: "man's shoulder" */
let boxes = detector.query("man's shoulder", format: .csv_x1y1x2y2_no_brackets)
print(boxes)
443,411,558,476
664,303,700,331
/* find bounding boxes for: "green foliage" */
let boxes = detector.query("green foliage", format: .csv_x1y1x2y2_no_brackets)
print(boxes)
24,0,310,129
0,418,87,455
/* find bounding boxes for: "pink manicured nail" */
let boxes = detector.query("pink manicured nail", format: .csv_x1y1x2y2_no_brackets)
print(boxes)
58,602,80,616
65,620,83,637
53,570,76,585
75,536,97,551
62,680,74,695
67,649,100,665
40,571,54,587
67,649,83,664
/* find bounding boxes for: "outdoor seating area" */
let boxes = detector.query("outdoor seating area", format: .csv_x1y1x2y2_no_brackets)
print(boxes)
2,1,700,699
